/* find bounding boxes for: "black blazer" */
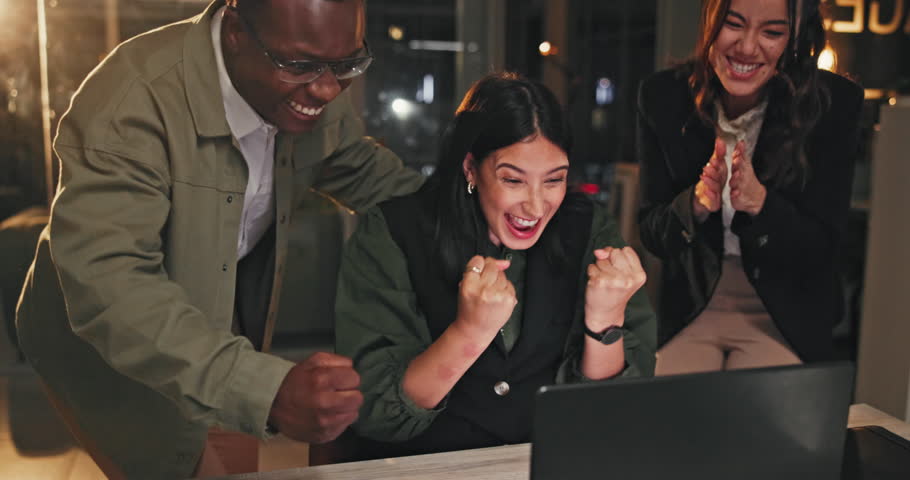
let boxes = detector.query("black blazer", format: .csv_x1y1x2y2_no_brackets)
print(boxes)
636,66,863,362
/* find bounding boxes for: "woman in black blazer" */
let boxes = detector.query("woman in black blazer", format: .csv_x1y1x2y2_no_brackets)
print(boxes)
636,0,863,374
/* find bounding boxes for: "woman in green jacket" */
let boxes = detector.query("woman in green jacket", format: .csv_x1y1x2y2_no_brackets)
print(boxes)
335,72,656,459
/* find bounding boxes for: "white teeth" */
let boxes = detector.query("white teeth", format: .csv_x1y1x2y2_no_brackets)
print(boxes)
287,100,324,117
730,60,760,74
509,215,539,227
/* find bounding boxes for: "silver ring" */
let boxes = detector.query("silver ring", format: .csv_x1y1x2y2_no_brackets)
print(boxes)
470,266,483,274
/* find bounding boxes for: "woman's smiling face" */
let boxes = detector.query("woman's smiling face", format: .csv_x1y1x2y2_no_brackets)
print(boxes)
464,135,569,250
710,0,791,116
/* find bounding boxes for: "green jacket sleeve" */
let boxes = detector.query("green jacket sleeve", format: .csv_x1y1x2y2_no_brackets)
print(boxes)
309,94,424,213
334,207,443,442
557,204,658,382
49,143,293,437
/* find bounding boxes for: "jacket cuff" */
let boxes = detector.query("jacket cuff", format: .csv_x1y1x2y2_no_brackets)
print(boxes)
564,354,636,383
216,350,295,438
396,374,448,418
354,360,445,442
670,185,721,247
670,185,697,242
574,360,635,383
559,328,641,383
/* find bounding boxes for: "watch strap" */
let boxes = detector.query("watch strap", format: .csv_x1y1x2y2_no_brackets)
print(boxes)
583,324,623,345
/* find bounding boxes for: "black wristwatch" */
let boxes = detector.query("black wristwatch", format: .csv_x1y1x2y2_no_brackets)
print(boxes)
584,324,623,345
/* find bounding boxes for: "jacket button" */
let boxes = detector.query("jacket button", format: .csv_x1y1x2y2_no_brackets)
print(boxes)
226,195,233,204
222,264,228,272
493,381,510,396
681,230,693,244
752,267,761,280
757,235,769,247
280,214,287,224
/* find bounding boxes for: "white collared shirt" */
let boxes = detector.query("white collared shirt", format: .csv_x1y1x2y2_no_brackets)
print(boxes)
212,6,277,259
715,99,768,257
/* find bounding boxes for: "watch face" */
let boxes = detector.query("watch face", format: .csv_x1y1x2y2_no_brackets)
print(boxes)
601,327,623,345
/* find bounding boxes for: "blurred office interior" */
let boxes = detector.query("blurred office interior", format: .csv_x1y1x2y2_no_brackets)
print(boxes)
0,0,908,477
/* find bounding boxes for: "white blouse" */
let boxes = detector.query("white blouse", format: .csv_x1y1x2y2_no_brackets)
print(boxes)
714,99,768,257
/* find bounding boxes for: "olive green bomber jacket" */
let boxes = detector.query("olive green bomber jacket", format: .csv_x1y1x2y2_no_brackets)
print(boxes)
14,1,423,478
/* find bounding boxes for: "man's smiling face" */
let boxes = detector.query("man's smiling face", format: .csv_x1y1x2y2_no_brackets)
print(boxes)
222,0,366,134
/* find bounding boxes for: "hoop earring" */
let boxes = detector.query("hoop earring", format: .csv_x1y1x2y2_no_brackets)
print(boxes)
467,182,475,195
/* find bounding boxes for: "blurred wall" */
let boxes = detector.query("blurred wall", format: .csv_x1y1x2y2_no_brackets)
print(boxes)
856,101,910,421
655,0,700,70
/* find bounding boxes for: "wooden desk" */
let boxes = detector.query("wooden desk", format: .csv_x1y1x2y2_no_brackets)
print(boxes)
217,404,909,480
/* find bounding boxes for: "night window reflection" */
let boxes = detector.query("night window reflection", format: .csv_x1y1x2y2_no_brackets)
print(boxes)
363,0,456,170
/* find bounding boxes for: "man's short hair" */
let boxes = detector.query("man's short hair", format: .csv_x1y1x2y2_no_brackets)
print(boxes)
231,0,359,23
232,0,356,10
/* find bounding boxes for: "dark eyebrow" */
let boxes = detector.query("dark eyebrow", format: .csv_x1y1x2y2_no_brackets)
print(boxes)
727,11,747,22
495,163,569,175
727,10,789,28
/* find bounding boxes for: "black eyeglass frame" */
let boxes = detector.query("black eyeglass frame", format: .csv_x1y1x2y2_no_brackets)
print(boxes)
230,7,374,85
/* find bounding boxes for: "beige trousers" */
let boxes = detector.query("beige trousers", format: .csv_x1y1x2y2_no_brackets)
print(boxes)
655,256,801,376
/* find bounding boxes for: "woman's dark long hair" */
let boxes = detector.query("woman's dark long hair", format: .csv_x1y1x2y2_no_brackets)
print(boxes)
421,72,571,283
688,0,830,188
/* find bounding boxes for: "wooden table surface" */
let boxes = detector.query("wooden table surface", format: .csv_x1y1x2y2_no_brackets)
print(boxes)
215,404,909,480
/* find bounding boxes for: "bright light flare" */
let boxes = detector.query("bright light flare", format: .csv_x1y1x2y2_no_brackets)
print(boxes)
539,41,553,56
391,98,415,119
818,46,837,72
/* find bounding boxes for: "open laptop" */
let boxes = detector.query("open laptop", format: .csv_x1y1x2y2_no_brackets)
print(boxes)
531,362,855,480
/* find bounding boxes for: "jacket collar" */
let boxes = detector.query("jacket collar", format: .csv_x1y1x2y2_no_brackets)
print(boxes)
210,4,275,140
183,0,232,138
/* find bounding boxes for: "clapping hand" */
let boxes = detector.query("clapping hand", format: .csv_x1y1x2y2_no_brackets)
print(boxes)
694,138,728,223
729,140,767,216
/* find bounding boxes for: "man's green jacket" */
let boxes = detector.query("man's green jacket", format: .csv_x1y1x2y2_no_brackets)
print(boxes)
15,2,423,477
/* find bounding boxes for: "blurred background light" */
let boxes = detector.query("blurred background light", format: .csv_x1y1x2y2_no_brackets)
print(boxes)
388,25,404,41
391,98,415,119
415,74,435,104
818,46,837,72
408,40,463,52
595,77,614,106
538,41,553,56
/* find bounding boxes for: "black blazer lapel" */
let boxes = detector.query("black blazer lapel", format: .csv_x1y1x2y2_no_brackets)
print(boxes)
680,115,716,188
510,197,593,360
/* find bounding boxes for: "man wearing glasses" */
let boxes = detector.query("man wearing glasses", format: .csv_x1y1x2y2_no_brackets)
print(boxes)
15,0,423,478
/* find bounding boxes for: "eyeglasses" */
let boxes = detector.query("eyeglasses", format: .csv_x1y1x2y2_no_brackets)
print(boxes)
231,8,374,85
